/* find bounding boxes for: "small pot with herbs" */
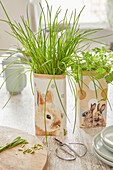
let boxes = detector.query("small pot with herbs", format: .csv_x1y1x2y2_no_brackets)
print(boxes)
72,47,113,128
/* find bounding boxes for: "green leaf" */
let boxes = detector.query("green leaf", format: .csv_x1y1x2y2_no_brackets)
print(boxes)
95,68,106,79
95,73,105,79
95,68,106,74
105,71,113,83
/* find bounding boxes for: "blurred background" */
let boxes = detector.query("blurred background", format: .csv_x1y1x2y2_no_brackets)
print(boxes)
0,0,113,54
0,0,113,134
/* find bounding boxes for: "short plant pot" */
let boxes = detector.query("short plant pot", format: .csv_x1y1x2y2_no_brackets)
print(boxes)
78,72,108,128
4,64,26,94
33,73,66,136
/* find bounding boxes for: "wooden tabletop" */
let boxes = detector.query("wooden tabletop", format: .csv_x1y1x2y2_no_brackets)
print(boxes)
0,72,113,170
0,126,47,170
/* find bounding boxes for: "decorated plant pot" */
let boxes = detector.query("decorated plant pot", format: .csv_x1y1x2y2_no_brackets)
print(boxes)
78,72,108,128
33,73,66,136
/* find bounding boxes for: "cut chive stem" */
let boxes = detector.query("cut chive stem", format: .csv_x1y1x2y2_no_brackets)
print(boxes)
0,137,28,152
0,136,43,155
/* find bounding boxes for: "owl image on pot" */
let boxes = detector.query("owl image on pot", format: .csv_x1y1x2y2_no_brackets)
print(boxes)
35,89,63,136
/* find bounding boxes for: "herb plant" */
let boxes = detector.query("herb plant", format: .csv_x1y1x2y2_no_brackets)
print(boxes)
72,46,113,81
0,0,111,138
0,0,105,76
72,46,113,78
71,46,113,107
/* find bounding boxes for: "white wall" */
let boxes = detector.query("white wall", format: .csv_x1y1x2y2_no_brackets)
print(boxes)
0,0,29,55
0,0,113,56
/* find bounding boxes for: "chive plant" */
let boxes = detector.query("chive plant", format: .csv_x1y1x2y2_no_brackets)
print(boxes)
0,0,111,138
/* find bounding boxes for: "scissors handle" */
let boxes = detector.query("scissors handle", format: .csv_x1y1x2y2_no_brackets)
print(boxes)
54,138,63,146
55,148,76,161
61,147,76,157
54,138,87,161
69,142,87,157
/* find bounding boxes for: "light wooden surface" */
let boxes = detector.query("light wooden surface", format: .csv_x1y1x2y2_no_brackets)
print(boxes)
0,72,113,170
0,126,47,170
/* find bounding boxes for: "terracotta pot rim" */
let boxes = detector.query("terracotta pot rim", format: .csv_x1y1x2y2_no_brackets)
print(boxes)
33,73,66,79
79,71,107,76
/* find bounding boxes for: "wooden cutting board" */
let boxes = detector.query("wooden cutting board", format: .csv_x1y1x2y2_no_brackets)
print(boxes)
0,126,47,170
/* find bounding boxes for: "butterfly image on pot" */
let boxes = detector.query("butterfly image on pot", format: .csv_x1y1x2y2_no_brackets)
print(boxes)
35,89,63,136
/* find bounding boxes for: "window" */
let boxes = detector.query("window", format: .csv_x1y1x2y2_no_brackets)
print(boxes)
42,0,107,23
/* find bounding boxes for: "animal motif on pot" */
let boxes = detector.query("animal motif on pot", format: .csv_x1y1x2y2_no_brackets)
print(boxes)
35,89,63,136
93,103,106,127
82,103,96,128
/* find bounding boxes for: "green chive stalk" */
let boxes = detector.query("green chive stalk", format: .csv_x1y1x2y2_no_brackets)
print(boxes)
0,137,28,152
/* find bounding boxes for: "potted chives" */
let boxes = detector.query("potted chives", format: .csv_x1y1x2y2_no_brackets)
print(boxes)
0,0,110,136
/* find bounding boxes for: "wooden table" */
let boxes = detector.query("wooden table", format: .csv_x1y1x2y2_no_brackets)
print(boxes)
0,73,113,170
0,126,47,170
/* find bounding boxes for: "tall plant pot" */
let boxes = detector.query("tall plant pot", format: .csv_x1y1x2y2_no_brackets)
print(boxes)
78,72,108,128
33,73,66,136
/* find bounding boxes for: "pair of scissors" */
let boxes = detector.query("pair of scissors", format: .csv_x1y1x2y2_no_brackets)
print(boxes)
54,138,87,161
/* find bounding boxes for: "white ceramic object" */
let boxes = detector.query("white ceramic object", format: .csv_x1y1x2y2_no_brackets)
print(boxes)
102,139,113,153
33,73,66,136
101,125,113,148
93,148,113,167
4,64,26,94
93,133,113,162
